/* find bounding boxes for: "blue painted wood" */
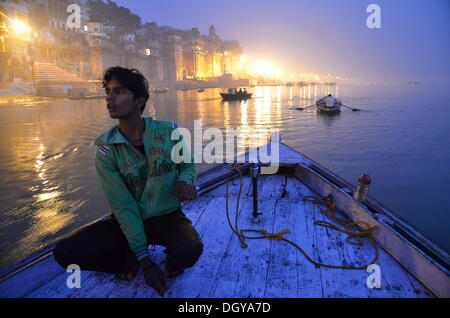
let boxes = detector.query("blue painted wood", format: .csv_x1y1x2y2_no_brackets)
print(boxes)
0,254,64,298
26,267,97,298
265,190,324,297
311,199,374,298
286,180,325,297
208,197,277,297
163,196,236,298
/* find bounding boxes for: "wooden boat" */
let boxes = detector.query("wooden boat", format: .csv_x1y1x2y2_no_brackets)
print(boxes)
67,94,106,100
220,92,252,101
316,96,341,114
0,134,448,298
150,87,168,93
67,88,106,100
198,88,205,92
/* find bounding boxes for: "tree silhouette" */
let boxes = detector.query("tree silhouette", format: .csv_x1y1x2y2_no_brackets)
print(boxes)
87,0,141,33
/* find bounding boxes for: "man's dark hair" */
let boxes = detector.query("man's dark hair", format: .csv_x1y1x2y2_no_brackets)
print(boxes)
102,66,149,114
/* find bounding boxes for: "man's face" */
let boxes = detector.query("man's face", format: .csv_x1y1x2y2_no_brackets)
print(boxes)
105,79,142,119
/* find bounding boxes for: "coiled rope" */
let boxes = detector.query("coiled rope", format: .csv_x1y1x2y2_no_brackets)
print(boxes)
225,167,379,270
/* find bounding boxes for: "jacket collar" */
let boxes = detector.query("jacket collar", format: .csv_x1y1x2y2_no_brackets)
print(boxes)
94,117,154,146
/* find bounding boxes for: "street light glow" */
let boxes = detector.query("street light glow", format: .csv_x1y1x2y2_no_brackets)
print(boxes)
12,19,29,34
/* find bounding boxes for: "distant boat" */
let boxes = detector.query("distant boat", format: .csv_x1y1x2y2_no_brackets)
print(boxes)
316,95,341,114
150,87,168,93
198,88,205,92
220,92,252,101
408,82,421,86
68,94,105,100
67,88,106,100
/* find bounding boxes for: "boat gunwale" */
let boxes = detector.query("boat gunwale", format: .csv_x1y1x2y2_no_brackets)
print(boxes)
295,163,450,271
278,141,450,266
293,162,449,297
0,214,112,283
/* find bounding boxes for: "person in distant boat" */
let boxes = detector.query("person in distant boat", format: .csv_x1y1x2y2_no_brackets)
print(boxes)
318,94,336,107
231,88,236,94
243,88,247,94
53,66,203,297
238,88,242,94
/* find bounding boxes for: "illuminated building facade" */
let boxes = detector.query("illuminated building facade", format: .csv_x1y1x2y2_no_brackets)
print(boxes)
0,1,247,85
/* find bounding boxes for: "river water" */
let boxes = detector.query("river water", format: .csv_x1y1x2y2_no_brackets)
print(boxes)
0,83,449,270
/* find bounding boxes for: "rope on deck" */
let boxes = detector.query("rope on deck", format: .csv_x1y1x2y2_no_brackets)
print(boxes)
225,167,379,270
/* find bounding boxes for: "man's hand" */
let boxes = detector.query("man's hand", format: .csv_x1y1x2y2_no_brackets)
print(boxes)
174,180,197,202
139,257,168,296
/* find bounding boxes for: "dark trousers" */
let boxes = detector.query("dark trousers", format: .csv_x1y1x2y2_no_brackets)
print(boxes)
53,209,203,275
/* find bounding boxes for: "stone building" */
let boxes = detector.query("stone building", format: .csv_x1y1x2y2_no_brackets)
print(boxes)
0,0,32,82
0,1,247,87
25,0,90,76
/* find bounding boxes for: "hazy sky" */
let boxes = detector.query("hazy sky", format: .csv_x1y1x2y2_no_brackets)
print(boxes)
114,0,449,84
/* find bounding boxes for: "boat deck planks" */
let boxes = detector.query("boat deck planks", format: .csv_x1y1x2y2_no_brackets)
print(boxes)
311,199,374,298
265,199,314,297
208,197,277,298
0,255,64,298
0,173,435,298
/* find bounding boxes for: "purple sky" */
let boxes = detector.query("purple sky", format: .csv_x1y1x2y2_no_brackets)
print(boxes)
114,0,449,84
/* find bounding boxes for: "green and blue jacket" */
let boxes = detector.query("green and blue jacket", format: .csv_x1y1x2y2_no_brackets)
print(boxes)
93,117,196,260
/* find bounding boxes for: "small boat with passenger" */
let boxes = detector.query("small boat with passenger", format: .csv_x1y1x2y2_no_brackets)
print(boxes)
67,88,106,100
220,88,252,101
150,87,168,94
316,94,341,113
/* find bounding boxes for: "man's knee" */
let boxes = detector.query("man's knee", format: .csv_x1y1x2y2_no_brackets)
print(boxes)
174,239,204,268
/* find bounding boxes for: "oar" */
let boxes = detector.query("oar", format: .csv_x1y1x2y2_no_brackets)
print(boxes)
342,104,361,111
296,104,315,110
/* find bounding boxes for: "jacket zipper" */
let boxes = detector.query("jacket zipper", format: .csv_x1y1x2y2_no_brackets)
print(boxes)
123,139,153,217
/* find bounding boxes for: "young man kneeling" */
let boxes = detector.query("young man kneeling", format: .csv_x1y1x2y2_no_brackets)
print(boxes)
53,67,202,296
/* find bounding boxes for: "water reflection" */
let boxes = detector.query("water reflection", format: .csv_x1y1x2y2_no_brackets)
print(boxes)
315,110,341,128
0,96,112,268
